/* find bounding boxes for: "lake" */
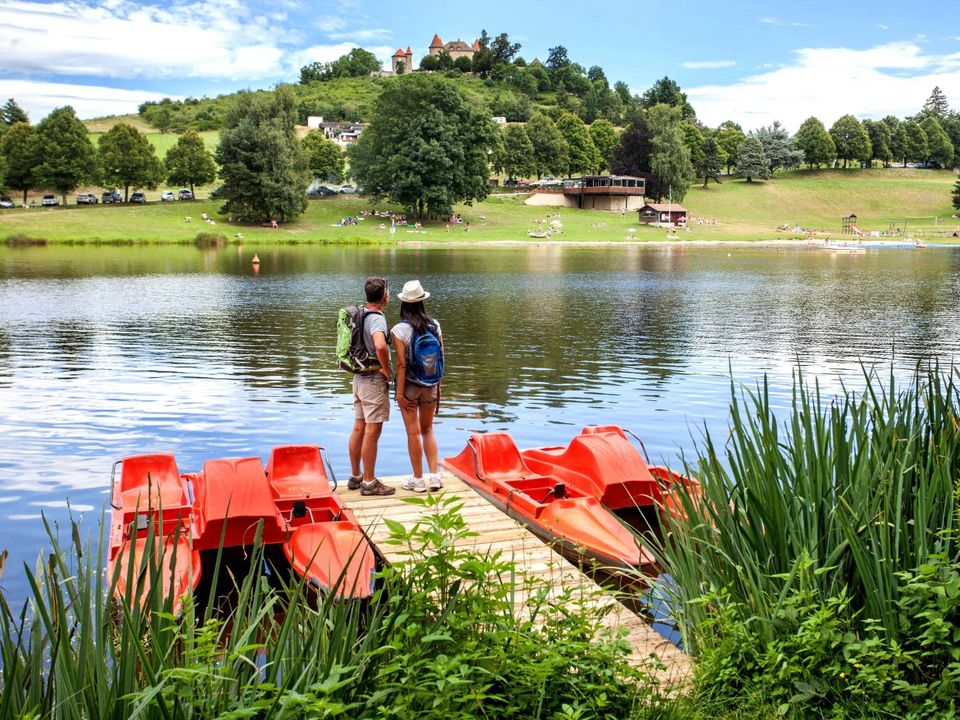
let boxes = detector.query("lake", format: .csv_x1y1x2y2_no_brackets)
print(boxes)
1,242,959,604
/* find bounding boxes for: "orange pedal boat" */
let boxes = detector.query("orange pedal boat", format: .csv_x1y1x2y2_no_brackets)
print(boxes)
108,444,377,612
442,425,698,572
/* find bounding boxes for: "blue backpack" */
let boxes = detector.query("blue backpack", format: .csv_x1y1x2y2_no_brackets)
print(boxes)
405,320,444,386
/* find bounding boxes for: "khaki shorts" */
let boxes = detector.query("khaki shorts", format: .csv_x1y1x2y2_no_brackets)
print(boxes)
403,382,438,407
353,373,390,423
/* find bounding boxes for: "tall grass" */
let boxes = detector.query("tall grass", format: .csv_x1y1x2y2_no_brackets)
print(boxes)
646,365,960,716
1,494,670,719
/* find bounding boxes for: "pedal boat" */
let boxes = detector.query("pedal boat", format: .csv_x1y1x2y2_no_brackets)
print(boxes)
441,425,698,572
108,444,377,612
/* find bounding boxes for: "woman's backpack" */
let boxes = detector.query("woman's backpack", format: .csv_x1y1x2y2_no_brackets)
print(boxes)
405,320,444,386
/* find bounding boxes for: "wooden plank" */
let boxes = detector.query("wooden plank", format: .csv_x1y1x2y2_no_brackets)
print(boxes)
338,471,691,685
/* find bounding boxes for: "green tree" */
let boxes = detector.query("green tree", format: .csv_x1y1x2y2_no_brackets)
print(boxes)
829,114,871,168
862,119,892,166
795,116,836,168
300,48,381,83
495,124,534,180
893,120,928,166
953,178,960,210
919,116,954,167
165,129,217,195
647,106,693,201
555,112,599,177
697,134,725,188
0,122,37,205
716,120,745,175
640,77,695,119
453,56,473,73
923,86,949,118
941,114,960,167
490,32,521,64
215,85,309,223
755,121,802,172
681,123,705,173
611,117,659,196
33,106,96,204
2,98,29,125
419,54,440,72
301,131,345,182
98,123,163,201
884,116,905,163
735,135,770,182
348,74,495,219
588,119,618,173
525,112,568,179
546,46,570,71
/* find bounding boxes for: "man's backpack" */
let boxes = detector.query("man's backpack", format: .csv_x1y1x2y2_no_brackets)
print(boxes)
336,305,382,373
404,320,444,386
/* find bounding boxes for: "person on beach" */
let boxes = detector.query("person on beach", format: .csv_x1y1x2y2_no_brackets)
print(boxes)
392,280,444,492
347,277,396,496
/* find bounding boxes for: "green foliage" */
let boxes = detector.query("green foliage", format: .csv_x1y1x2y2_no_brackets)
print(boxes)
894,119,929,166
139,96,228,133
1,98,29,125
98,123,163,201
556,112,599,176
920,115,954,167
495,124,535,179
735,135,770,181
641,77,696,120
0,122,37,205
923,86,950,118
829,114,871,168
647,105,693,200
646,366,960,717
715,121,745,175
164,129,217,194
349,73,495,218
525,112,568,178
32,106,97,202
588,119,618,173
300,48,382,83
753,121,803,172
953,178,960,210
697,134,725,188
453,55,473,74
301,131,345,183
795,116,836,169
681,123,705,172
862,119,892,166
215,85,309,223
0,494,669,719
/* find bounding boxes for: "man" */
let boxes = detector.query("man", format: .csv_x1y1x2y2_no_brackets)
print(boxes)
347,277,396,496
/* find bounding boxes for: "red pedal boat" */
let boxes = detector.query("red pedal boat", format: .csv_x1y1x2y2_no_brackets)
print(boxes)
442,425,698,571
108,445,377,612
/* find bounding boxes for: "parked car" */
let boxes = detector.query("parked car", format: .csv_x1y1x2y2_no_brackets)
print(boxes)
178,188,194,200
41,194,59,207
338,184,356,194
102,190,122,204
0,195,14,209
130,191,147,204
160,190,176,202
76,193,99,205
307,185,337,198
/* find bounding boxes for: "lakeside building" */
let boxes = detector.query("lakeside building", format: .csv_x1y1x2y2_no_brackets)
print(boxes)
525,175,647,212
637,203,688,226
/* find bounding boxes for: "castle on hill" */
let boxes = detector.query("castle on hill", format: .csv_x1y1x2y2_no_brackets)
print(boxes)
383,34,481,75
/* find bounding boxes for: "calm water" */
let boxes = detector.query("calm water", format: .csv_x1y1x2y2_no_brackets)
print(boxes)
1,243,959,604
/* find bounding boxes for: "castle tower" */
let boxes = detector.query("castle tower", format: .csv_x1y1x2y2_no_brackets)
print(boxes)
429,33,444,58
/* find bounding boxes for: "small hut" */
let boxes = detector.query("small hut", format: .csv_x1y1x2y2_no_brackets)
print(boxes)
638,203,688,226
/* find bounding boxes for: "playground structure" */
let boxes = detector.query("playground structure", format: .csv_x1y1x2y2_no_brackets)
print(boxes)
841,213,864,237
841,214,957,239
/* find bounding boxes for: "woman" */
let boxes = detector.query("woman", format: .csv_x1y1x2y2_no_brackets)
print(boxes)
392,279,444,492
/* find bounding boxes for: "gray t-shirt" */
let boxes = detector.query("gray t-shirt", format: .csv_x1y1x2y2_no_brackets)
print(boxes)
362,310,391,370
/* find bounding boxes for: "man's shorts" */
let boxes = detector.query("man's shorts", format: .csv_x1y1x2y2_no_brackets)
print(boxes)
403,382,438,407
353,373,390,423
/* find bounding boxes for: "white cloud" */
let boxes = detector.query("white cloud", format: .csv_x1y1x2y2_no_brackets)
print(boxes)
687,42,960,131
759,16,814,28
875,24,889,30
681,60,736,70
328,27,393,43
0,78,178,119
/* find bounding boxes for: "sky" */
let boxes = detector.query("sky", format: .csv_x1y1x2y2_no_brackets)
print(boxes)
1,0,959,131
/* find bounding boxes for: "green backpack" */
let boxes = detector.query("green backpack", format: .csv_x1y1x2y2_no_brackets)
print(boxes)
336,305,382,373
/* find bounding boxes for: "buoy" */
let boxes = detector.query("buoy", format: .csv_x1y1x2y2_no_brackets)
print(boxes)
252,254,260,265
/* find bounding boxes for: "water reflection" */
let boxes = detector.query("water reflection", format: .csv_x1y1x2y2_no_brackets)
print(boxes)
0,243,959,605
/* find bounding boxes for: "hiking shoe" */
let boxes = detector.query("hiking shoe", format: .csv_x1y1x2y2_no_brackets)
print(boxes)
347,475,363,490
360,478,396,496
401,476,427,493
428,473,444,491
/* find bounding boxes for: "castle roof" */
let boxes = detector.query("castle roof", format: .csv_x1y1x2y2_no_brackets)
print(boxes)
445,38,472,52
430,33,443,47
393,47,405,56
472,39,480,51
406,46,412,55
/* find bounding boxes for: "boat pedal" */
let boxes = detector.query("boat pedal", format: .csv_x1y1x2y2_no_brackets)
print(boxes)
553,482,567,499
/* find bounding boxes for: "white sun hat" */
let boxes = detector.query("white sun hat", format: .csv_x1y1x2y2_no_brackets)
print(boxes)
397,279,431,302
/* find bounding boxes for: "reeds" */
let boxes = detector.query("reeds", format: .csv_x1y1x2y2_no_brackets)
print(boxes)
649,364,960,652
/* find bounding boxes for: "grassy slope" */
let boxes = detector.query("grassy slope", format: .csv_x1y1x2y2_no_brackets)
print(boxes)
87,128,220,157
3,169,957,244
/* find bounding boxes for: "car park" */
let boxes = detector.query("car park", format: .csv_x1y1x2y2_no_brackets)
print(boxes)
41,194,59,207
160,190,176,202
178,188,194,200
102,190,122,204
130,191,147,203
76,193,99,205
0,195,14,209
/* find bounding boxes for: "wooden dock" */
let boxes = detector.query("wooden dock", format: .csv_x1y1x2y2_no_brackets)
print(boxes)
339,471,691,686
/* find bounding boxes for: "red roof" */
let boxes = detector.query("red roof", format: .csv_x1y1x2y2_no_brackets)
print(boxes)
393,48,405,56
642,203,688,212
430,33,443,47
472,39,480,51
406,46,412,55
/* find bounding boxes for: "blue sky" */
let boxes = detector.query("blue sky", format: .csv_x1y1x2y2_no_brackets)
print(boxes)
1,0,958,130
